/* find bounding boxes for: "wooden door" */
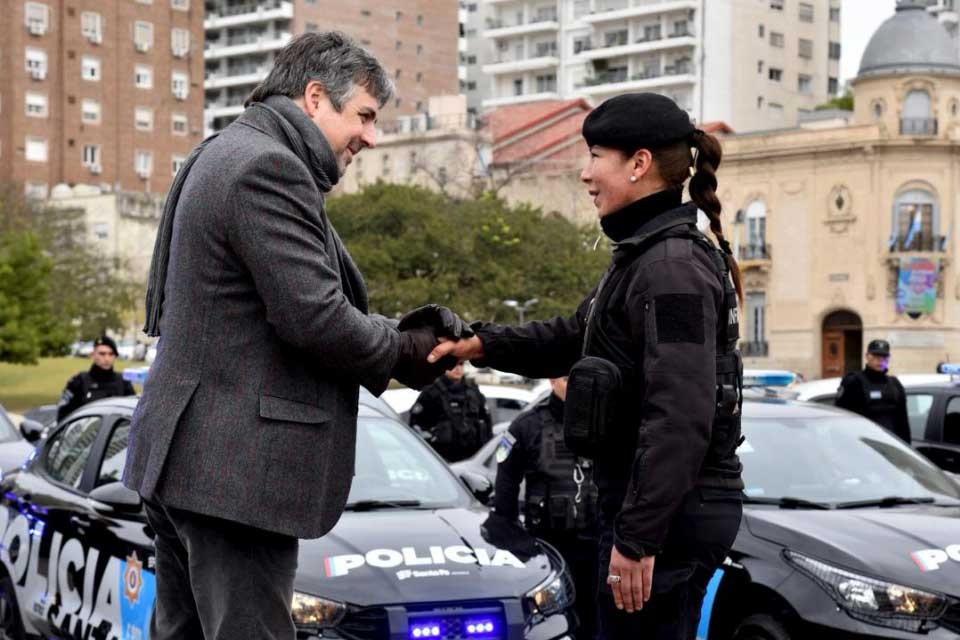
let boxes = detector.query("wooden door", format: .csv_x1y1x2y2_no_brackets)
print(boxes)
822,330,845,378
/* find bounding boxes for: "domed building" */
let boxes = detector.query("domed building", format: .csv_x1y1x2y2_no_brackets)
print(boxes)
718,0,960,378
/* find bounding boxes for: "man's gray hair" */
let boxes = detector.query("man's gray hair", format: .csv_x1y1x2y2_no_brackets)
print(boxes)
246,31,394,110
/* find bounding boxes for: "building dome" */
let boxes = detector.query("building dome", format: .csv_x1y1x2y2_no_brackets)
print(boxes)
858,2,960,79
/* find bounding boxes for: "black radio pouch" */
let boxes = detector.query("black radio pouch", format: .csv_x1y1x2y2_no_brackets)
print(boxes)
564,355,623,458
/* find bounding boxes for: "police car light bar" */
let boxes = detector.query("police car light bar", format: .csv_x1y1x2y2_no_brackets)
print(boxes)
122,366,150,385
938,363,960,376
742,370,796,388
410,623,442,638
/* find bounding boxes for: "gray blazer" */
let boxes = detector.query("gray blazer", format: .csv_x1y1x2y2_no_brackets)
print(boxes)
123,104,400,539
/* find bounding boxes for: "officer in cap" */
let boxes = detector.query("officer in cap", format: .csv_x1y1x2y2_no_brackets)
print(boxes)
57,335,137,421
430,92,745,639
410,362,493,462
836,339,911,443
485,377,599,639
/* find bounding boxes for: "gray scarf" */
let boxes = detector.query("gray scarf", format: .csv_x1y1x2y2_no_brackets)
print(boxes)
143,95,341,336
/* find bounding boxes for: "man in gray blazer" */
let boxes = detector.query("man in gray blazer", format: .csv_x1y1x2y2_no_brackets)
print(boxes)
123,32,468,639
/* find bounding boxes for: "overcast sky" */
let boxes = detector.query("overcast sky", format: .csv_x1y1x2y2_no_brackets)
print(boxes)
840,0,899,84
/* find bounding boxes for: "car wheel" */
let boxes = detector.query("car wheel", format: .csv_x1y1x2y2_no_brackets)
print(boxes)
0,575,24,640
732,614,791,640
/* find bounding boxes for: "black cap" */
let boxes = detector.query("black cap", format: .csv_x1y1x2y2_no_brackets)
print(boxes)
867,339,891,356
93,335,118,356
582,93,695,152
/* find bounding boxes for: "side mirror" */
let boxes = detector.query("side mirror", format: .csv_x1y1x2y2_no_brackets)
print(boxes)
88,482,142,514
19,419,45,443
460,470,493,504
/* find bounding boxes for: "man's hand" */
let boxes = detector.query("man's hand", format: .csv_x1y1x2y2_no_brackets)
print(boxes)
399,305,474,339
428,335,484,364
392,326,457,389
607,547,654,613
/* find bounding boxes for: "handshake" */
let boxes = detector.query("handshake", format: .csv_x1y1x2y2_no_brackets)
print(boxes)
392,304,482,390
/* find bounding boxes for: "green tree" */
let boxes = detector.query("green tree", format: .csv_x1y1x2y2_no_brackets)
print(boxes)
816,90,853,111
0,184,138,358
326,182,608,323
0,230,54,363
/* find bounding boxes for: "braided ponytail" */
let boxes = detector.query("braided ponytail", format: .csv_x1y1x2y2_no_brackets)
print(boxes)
687,130,743,305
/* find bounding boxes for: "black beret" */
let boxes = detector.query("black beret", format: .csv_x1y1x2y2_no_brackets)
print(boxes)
582,93,695,151
94,335,118,355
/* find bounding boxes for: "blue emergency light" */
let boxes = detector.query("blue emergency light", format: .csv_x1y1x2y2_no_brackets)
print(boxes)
938,363,960,376
741,370,796,388
410,623,442,638
465,620,497,636
122,366,150,385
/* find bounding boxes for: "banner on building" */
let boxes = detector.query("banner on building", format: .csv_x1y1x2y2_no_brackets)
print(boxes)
896,257,939,315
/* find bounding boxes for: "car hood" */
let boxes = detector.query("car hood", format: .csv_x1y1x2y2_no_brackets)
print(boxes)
0,441,36,476
745,505,960,595
294,507,556,606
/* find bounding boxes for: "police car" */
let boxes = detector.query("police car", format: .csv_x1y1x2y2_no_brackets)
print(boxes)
0,390,577,640
793,367,960,475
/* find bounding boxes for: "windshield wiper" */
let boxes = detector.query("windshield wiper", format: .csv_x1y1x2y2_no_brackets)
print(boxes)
742,496,832,510
835,496,936,509
344,499,423,511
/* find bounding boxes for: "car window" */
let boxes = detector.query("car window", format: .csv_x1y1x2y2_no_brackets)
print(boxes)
944,397,960,445
740,413,960,504
97,420,129,486
44,416,103,489
349,416,469,507
907,393,935,441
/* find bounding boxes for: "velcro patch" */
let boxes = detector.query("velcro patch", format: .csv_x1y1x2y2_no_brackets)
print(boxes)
655,294,705,344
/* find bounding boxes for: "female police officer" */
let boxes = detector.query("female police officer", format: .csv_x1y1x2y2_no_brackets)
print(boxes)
430,93,744,638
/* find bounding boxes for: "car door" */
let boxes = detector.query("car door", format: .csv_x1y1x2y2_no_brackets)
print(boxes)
916,394,960,474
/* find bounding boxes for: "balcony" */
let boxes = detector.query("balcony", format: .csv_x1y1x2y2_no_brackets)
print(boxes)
741,341,769,358
204,1,293,30
205,32,292,60
205,102,245,120
583,0,699,24
575,34,696,61
205,67,270,89
482,53,559,75
739,243,772,261
900,117,938,136
889,234,947,253
483,14,559,38
576,63,695,96
482,91,561,108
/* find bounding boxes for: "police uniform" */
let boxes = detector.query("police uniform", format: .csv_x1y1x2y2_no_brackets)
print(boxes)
836,340,911,443
469,94,743,639
409,375,493,462
491,391,599,639
56,337,136,422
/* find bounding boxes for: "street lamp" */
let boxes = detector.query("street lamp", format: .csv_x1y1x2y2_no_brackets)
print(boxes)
503,297,538,323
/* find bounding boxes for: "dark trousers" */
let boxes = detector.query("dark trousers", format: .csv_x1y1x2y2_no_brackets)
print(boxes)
596,488,742,640
542,532,600,640
144,497,299,640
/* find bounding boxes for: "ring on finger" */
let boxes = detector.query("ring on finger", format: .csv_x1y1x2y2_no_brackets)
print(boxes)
606,574,622,584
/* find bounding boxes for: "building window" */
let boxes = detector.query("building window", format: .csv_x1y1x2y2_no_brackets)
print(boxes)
171,72,189,100
81,56,101,81
416,71,423,83
757,60,764,74
770,0,783,9
25,182,48,200
135,150,152,177
901,90,936,135
171,28,190,57
799,3,814,22
768,67,782,82
417,14,423,24
172,154,186,176
466,80,477,91
416,44,423,55
829,42,841,60
758,24,765,37
828,77,839,94
396,10,402,21
769,102,784,117
171,0,189,9
536,73,556,93
395,40,402,50
135,65,153,89
745,292,767,351
82,99,100,124
513,78,523,96
892,189,939,252
798,38,813,59
25,2,49,35
361,9,370,16
872,99,885,119
25,48,48,79
25,92,48,117
81,12,102,44
172,113,188,135
134,21,154,52
25,136,48,162
135,107,153,131
830,6,840,22
798,74,812,94
757,96,764,109
305,22,318,32
770,32,784,48
82,144,100,169
381,154,391,176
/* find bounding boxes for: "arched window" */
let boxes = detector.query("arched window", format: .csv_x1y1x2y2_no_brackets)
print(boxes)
901,90,936,135
892,189,939,252
742,200,767,259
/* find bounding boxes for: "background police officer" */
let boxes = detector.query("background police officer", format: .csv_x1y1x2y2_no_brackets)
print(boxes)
57,336,136,421
410,362,493,462
487,377,599,639
836,339,911,443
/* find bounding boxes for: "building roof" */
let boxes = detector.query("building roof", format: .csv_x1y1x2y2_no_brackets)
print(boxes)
487,99,592,168
858,2,960,79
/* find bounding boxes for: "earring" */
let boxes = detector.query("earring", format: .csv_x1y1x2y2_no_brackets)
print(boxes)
629,176,638,183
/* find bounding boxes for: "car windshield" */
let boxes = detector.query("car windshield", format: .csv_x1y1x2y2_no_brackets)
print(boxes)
740,413,960,505
347,415,470,508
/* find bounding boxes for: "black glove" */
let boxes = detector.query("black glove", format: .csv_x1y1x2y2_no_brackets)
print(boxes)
392,326,458,390
398,305,474,339
480,513,539,560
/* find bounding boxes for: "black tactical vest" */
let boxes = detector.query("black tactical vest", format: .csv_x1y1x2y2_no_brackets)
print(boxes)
79,371,129,404
856,371,902,432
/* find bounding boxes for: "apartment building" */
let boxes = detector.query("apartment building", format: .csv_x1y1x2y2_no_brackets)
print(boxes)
0,0,205,198
473,0,841,132
204,0,460,133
